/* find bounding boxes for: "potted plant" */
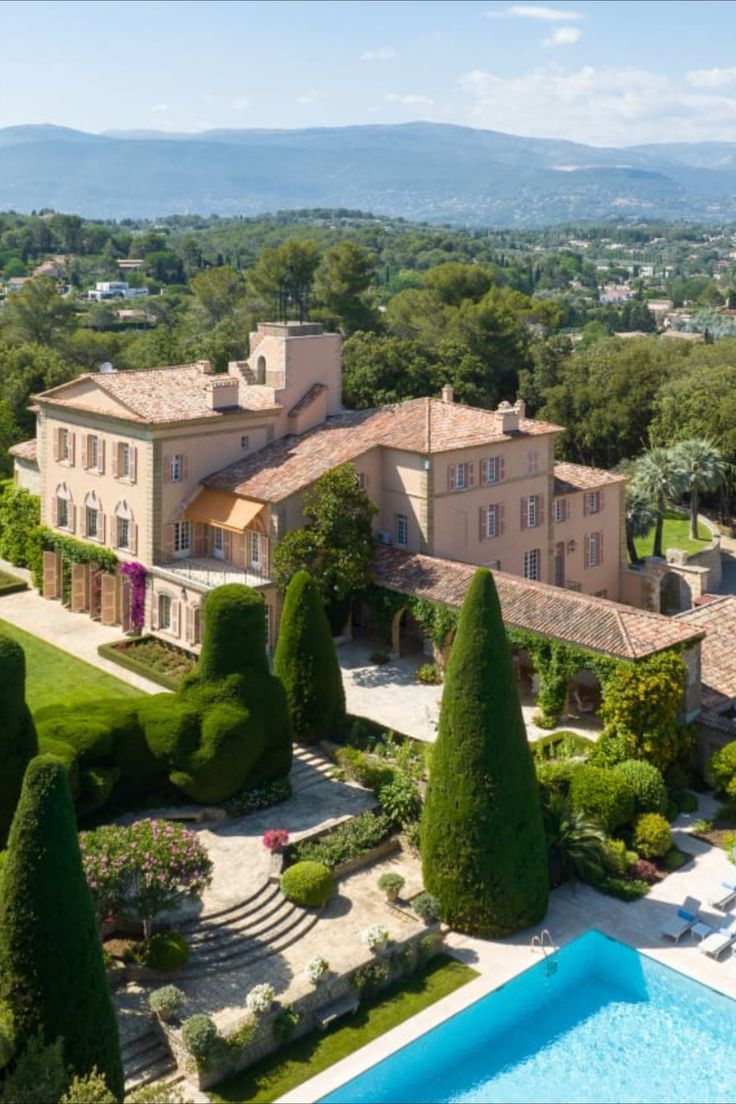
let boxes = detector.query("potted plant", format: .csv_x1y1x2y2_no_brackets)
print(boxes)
246,982,275,1015
304,954,329,985
148,984,186,1023
377,872,405,903
362,923,390,954
262,829,289,852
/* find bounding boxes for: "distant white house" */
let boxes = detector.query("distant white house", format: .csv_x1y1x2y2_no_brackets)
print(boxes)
88,281,149,301
599,284,632,304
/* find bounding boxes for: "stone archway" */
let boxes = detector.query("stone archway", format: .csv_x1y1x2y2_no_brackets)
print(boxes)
390,607,425,658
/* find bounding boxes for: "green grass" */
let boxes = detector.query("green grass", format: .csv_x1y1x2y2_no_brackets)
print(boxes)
210,956,477,1104
634,509,712,559
0,618,142,716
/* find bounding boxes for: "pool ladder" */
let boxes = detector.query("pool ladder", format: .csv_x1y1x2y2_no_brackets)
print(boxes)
530,929,558,976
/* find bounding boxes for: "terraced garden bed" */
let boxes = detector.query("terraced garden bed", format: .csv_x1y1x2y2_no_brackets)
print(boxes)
100,635,197,689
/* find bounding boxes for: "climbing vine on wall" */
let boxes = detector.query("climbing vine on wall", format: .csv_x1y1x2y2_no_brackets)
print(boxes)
363,585,460,649
28,525,119,602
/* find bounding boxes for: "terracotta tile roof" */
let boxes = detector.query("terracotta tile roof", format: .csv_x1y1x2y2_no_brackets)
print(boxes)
677,596,736,710
36,366,279,425
288,383,327,418
554,462,627,495
699,708,736,737
205,398,562,502
371,546,703,661
9,438,37,462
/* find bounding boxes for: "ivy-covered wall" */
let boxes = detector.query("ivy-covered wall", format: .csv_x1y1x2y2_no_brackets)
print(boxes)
28,526,119,604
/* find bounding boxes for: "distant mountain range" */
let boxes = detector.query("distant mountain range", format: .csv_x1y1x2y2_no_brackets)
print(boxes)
1,122,736,226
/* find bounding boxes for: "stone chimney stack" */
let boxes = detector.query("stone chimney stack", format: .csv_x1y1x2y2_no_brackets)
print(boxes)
514,398,526,419
196,359,214,375
205,377,240,410
441,383,454,404
495,400,520,435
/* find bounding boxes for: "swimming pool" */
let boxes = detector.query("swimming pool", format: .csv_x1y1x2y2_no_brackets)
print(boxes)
321,930,736,1103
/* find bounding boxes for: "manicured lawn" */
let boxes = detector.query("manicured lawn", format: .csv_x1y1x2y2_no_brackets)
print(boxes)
0,618,142,716
634,509,711,559
210,956,478,1104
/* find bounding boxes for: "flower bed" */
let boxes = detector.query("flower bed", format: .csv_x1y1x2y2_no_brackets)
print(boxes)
99,635,197,689
286,812,395,871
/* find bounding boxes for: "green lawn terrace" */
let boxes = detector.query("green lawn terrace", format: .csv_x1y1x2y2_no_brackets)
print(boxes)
634,509,713,560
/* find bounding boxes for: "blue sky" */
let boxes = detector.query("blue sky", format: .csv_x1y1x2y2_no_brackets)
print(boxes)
2,0,736,145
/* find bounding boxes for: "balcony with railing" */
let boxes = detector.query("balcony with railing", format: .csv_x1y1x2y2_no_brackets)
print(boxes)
153,556,272,592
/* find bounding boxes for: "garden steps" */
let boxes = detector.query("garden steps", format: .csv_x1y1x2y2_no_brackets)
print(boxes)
121,1027,177,1093
290,747,336,791
187,882,287,948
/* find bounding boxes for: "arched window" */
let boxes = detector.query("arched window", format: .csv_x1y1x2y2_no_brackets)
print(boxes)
54,482,72,531
193,605,203,645
256,355,266,384
114,499,135,551
83,490,102,541
158,592,172,631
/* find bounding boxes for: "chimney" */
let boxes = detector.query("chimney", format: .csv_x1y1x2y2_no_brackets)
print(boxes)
495,400,520,435
441,383,454,404
196,359,214,375
205,377,240,411
514,398,526,420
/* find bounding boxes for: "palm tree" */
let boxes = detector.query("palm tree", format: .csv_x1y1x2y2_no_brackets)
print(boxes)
632,447,687,558
542,793,608,888
622,475,655,566
671,438,727,540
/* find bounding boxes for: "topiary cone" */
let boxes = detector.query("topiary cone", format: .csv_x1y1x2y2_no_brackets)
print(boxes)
0,633,38,848
420,567,549,937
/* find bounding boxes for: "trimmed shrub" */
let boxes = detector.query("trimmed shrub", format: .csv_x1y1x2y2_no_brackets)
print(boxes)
0,634,38,847
663,847,688,871
416,663,442,685
421,568,548,937
0,1001,14,1073
633,813,672,859
60,1070,116,1104
142,932,191,973
2,1034,67,1104
535,759,579,799
280,861,334,908
182,1014,219,1066
631,858,660,884
0,757,123,1096
196,583,269,682
378,774,422,826
587,727,638,768
334,746,396,792
0,482,40,567
570,764,635,833
412,892,442,923
149,985,186,1022
603,838,631,877
273,570,346,744
377,872,405,899
711,740,736,799
613,759,668,816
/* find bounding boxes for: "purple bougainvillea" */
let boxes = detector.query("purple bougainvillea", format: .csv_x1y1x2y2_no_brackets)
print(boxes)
120,561,147,632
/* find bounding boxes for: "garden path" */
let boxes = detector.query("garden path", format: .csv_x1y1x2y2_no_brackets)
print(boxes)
338,640,601,745
0,556,165,694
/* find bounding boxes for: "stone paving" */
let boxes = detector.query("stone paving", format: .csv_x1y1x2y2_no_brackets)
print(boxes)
339,639,601,745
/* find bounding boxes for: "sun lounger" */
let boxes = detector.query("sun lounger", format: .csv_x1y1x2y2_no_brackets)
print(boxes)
662,897,701,942
699,919,736,959
709,881,736,912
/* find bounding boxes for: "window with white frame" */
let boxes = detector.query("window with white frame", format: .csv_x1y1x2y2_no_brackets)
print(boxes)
454,463,466,490
527,494,539,528
59,428,70,461
56,484,71,529
119,442,131,478
523,548,541,581
485,504,498,539
250,531,260,566
169,454,183,483
396,514,408,547
88,435,99,471
554,497,567,524
585,491,601,515
484,457,498,484
173,521,191,556
193,606,203,645
86,504,99,539
117,515,129,549
588,531,602,567
528,451,539,475
158,593,172,631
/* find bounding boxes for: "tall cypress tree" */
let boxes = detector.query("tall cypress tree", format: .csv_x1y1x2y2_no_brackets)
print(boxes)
0,634,38,848
273,570,346,744
0,756,124,1100
421,568,548,936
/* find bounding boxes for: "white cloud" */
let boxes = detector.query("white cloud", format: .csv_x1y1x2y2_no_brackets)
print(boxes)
457,64,736,145
361,47,396,62
687,66,736,89
385,92,435,107
149,103,169,115
232,96,251,110
488,5,582,20
543,25,581,46
296,89,320,105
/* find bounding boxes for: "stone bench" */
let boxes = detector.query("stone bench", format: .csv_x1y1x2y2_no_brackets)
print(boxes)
313,993,359,1031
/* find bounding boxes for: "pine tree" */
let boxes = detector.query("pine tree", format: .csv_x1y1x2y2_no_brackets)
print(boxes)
0,756,124,1099
0,633,38,848
273,570,346,744
421,568,549,936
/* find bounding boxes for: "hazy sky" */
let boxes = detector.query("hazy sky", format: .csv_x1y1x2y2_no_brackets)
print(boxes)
2,0,736,146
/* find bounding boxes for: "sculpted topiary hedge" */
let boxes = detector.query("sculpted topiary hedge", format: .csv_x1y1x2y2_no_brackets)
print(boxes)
0,633,38,847
36,584,293,811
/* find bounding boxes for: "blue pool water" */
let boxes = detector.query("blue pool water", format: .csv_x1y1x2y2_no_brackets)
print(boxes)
321,930,736,1104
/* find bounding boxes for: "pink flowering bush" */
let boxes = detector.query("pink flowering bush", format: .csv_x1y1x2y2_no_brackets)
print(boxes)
119,561,147,632
262,829,289,852
80,818,213,939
